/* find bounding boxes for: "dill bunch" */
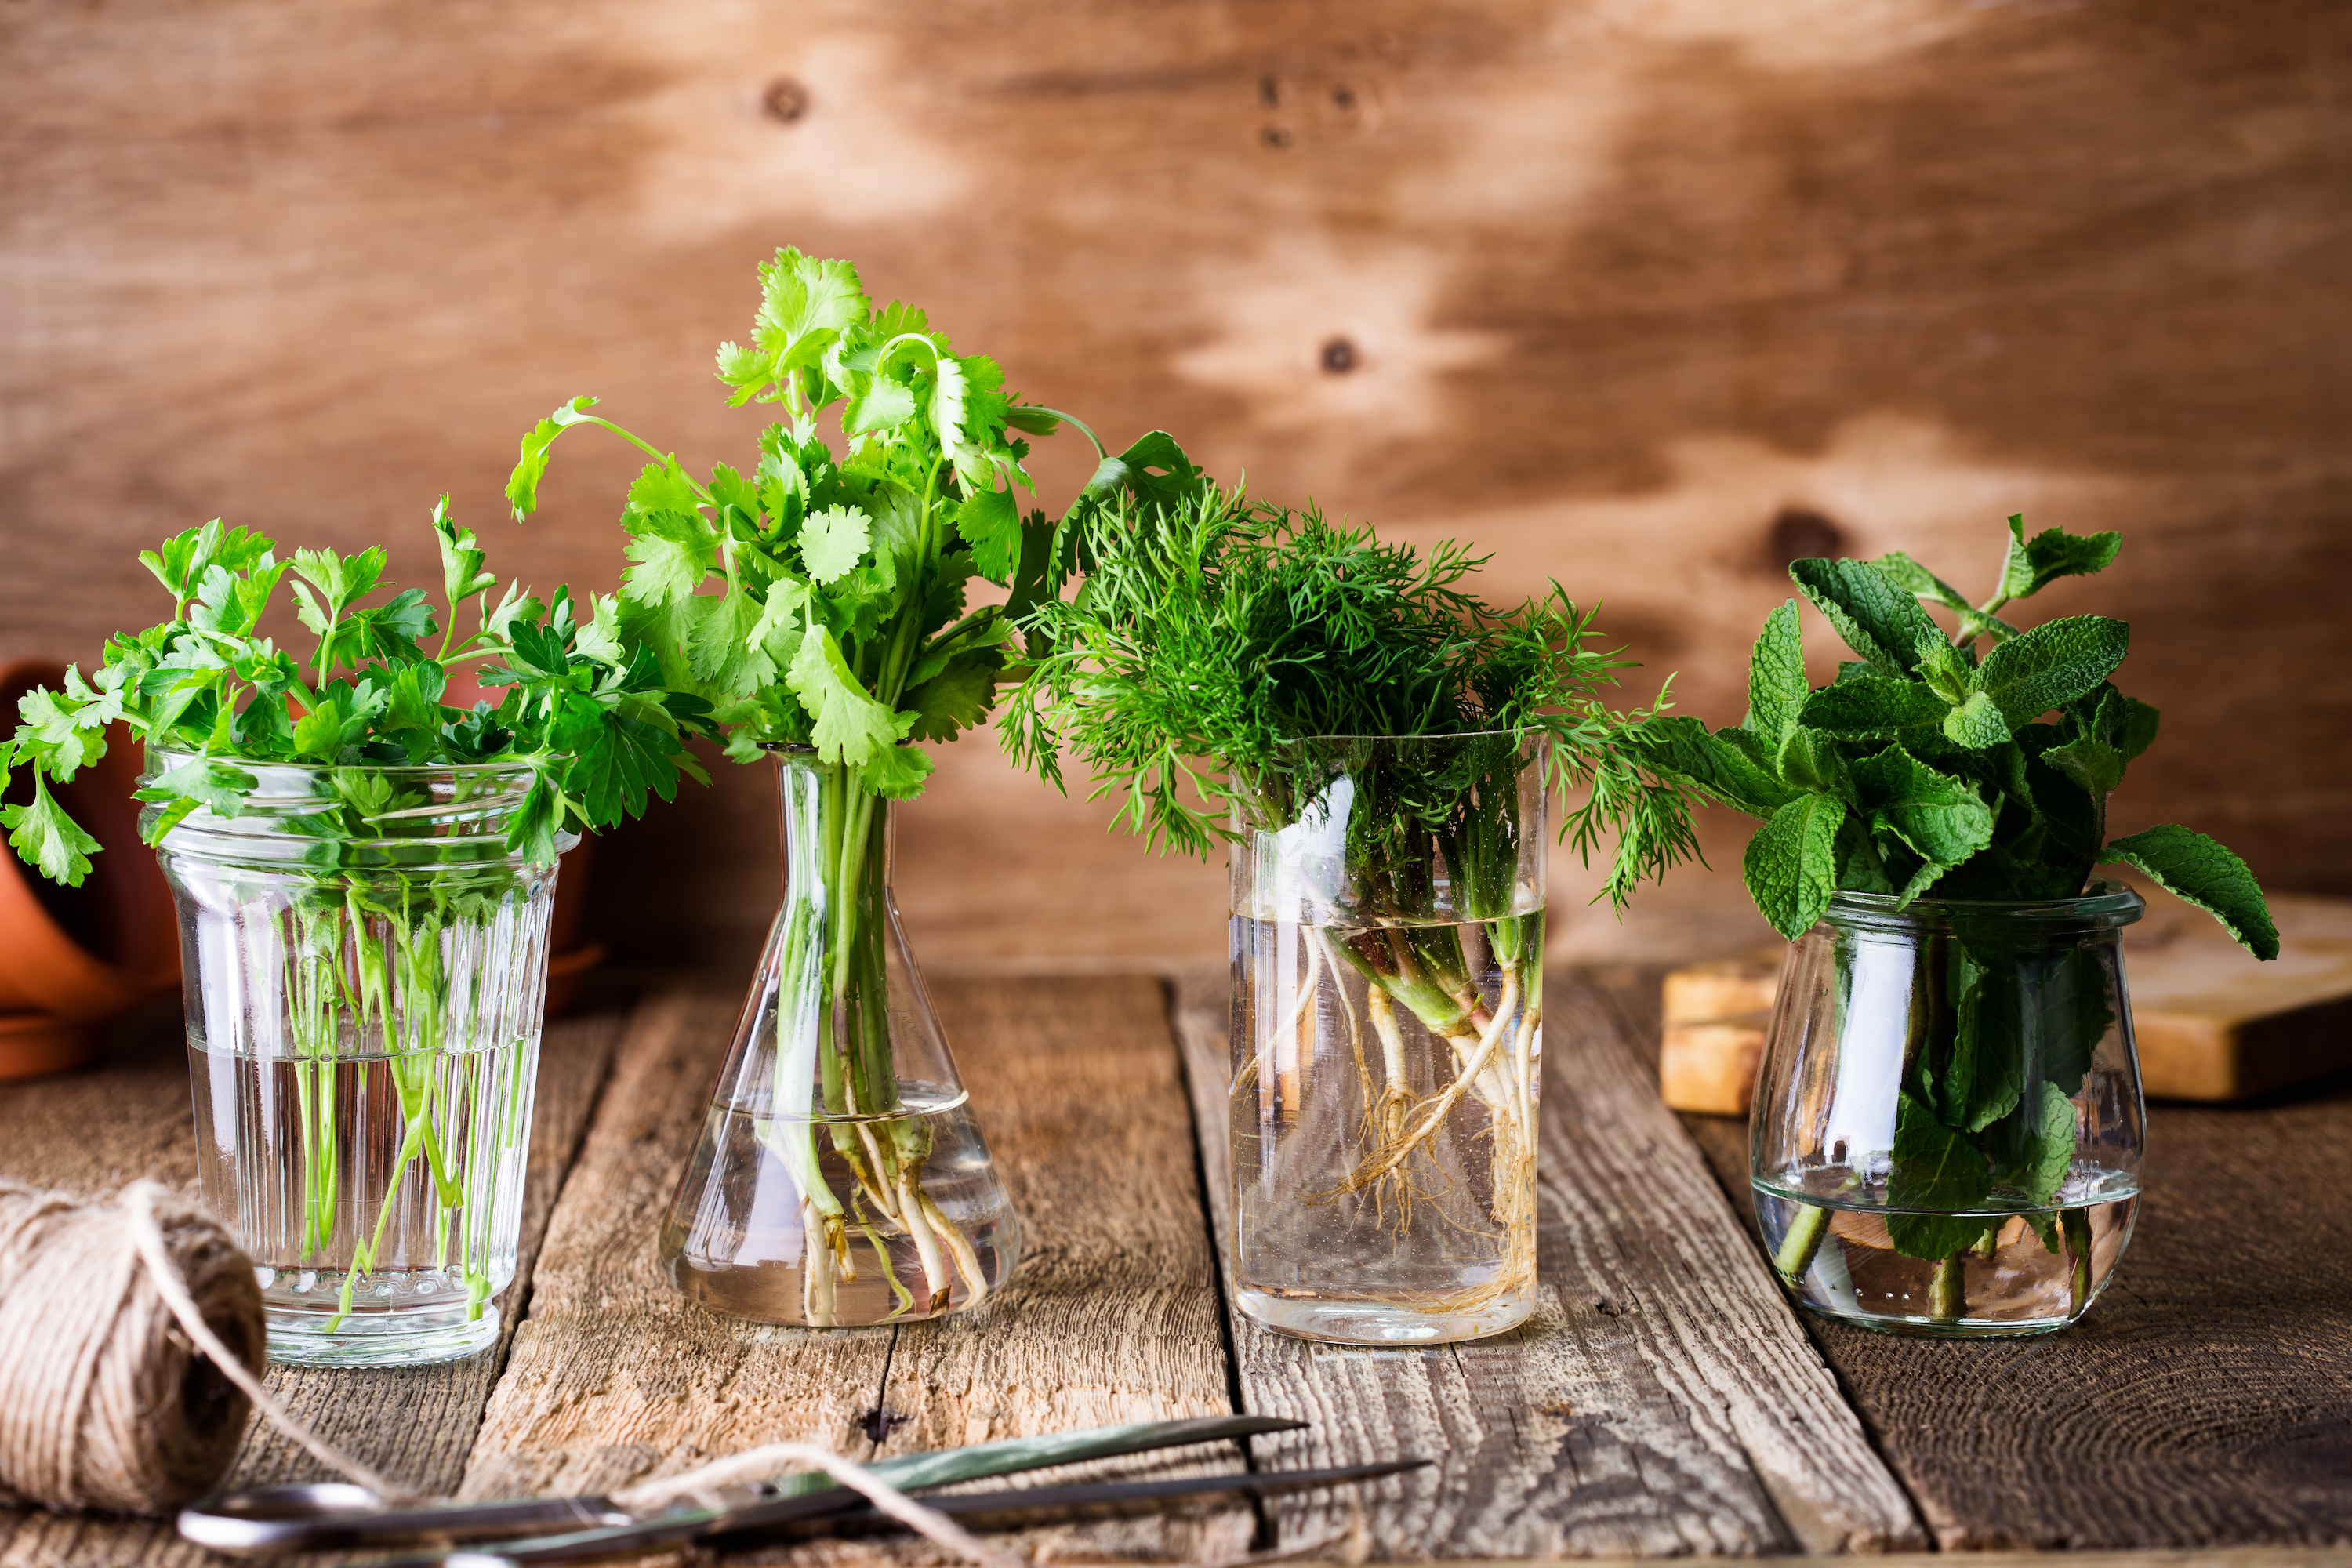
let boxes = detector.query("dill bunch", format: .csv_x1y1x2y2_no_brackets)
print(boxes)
1004,474,1698,908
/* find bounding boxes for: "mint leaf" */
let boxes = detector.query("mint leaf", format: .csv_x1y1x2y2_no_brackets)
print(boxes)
1942,689,2010,747
1628,716,1798,818
2042,735,2125,795
1744,791,1845,939
1789,557,1947,678
2101,824,2278,960
1745,599,1806,744
1849,744,1994,872
1871,551,1972,613
1883,1091,1994,1259
800,505,873,585
1997,514,2122,601
1970,614,2130,729
1,772,102,886
1773,726,1849,796
1942,966,2024,1134
1798,674,1949,743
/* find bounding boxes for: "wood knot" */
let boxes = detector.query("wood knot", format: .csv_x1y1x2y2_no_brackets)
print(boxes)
1320,337,1358,375
764,78,811,124
859,1407,906,1443
1261,125,1293,150
1765,505,1847,572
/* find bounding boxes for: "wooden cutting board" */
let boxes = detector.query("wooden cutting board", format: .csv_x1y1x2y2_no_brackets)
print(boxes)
1658,890,2352,1112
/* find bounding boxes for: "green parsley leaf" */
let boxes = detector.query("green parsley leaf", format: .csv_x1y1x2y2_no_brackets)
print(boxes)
1,771,102,885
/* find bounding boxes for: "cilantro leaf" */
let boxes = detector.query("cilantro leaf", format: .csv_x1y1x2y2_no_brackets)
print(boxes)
858,742,935,800
799,505,873,585
621,506,718,608
2100,824,2279,960
903,651,1001,743
506,396,598,520
956,484,1023,586
786,626,899,765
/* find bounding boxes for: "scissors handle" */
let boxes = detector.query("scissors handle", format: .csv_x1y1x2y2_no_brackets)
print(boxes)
176,1483,636,1556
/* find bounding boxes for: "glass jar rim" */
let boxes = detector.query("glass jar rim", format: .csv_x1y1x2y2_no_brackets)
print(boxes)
1824,876,2145,934
147,746,548,779
1274,727,1530,743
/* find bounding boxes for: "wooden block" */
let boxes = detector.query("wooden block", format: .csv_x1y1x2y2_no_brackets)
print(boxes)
1661,1014,1771,1116
2125,891,2352,1102
1657,894,2352,1111
1661,951,1784,1026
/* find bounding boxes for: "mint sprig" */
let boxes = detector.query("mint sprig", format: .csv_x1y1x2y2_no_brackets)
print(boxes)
1635,514,2276,959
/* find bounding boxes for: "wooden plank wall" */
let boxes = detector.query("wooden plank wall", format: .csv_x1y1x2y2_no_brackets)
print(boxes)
5,0,2347,969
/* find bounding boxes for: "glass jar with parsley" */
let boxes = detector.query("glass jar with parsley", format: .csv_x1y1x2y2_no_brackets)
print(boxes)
161,754,570,1364
0,506,712,1363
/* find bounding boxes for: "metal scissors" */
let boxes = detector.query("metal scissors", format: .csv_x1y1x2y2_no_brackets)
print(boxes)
178,1414,1417,1563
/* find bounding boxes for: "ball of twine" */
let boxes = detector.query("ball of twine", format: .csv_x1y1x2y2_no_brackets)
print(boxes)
0,1179,263,1514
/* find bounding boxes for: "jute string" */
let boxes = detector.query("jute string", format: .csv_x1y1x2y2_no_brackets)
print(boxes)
0,1178,1018,1564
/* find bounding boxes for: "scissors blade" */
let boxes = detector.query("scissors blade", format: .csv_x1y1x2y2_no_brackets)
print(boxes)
176,1484,635,1557
338,1414,1308,1566
778,1457,1434,1535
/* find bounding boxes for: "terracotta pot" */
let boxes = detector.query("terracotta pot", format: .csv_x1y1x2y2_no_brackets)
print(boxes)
0,660,182,1028
0,1011,103,1082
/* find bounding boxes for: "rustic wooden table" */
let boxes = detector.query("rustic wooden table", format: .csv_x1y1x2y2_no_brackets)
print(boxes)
3,965,2350,1566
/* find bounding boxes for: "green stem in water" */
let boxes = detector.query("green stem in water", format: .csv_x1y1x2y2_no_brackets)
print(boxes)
2060,1205,2094,1316
1774,1202,1831,1289
1929,1253,1967,1321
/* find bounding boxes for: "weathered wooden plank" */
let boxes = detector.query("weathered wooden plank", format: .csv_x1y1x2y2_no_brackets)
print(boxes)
0,996,626,1567
463,972,1251,1566
1174,966,1924,1559
870,973,1252,1564
457,981,895,1505
1603,952,2352,1553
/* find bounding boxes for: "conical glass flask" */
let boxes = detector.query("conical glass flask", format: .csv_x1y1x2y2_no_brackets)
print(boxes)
658,749,1020,1326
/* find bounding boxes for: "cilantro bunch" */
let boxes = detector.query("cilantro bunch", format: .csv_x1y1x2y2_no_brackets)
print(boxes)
1632,517,2278,957
0,503,715,882
1004,474,1701,906
504,247,1167,793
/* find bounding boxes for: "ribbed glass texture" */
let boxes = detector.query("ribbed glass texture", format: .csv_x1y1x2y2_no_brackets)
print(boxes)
151,752,570,1366
1751,880,2147,1337
1228,731,1547,1345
